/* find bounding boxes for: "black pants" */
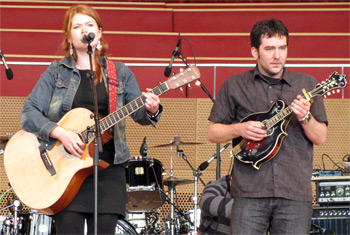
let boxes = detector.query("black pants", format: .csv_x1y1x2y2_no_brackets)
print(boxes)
53,211,119,234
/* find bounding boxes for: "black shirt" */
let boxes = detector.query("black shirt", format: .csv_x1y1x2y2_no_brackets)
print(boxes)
209,66,328,202
64,70,126,216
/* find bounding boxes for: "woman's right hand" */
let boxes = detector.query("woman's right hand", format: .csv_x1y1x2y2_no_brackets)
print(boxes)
50,126,84,158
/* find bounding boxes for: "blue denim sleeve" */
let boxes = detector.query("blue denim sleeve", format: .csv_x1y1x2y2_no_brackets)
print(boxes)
21,62,58,142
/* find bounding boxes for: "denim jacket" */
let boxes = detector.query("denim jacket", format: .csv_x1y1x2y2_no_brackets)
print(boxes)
21,56,161,165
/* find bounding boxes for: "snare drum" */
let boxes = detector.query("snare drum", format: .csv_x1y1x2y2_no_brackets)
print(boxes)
125,157,165,211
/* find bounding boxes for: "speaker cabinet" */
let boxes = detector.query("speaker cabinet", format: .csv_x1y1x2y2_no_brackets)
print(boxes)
310,206,350,234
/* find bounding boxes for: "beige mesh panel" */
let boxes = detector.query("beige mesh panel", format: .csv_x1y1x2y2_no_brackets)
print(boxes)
0,97,348,218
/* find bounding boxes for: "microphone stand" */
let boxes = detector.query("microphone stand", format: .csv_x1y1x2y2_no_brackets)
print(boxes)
199,81,221,180
86,43,103,235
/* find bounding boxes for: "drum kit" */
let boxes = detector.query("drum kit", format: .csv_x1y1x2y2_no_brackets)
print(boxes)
0,134,208,235
122,135,205,235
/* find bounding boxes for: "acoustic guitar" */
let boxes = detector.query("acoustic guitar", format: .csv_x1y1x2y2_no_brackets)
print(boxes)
232,72,347,170
4,65,200,215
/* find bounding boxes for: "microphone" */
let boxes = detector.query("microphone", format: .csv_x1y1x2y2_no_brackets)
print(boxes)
164,39,181,77
140,136,147,158
0,51,14,80
198,143,230,171
80,32,95,44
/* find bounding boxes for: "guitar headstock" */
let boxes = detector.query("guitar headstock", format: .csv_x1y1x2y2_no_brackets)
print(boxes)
165,65,201,90
309,72,347,98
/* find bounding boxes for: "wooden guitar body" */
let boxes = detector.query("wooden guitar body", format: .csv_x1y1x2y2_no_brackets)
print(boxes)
232,100,290,170
4,108,109,215
4,65,201,215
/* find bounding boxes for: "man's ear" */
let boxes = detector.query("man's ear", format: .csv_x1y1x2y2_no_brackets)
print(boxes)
251,47,259,59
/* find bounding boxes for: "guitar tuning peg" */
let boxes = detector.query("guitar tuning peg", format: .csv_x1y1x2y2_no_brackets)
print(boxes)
332,90,335,94
180,87,183,92
323,95,327,99
337,89,340,93
187,84,191,89
327,92,331,96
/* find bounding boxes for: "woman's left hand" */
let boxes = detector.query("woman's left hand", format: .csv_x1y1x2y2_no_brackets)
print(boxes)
142,88,160,115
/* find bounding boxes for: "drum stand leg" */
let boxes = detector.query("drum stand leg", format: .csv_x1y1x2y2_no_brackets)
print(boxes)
157,188,194,234
177,149,204,235
170,186,175,235
192,171,200,235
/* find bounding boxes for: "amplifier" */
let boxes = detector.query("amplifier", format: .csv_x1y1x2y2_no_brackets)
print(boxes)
313,177,350,205
311,206,350,235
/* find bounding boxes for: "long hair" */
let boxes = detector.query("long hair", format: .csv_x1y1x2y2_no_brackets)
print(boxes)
250,18,289,50
62,5,109,83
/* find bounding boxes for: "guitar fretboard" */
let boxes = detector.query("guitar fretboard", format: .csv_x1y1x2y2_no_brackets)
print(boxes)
265,105,293,130
80,82,168,142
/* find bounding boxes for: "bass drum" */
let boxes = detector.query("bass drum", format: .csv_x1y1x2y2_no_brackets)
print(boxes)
115,219,138,235
125,157,165,211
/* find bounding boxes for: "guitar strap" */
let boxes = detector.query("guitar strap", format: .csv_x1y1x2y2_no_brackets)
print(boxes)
107,59,118,113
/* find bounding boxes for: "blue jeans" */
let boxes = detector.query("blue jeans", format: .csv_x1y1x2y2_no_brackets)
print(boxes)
230,197,312,234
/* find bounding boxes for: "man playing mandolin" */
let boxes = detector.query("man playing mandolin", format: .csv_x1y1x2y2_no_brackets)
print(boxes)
207,18,328,234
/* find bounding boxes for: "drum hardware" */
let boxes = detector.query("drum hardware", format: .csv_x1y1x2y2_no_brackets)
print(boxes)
142,135,204,234
176,149,204,235
115,219,139,235
126,210,162,235
164,177,194,188
0,187,22,235
150,136,203,149
156,188,194,235
151,135,204,235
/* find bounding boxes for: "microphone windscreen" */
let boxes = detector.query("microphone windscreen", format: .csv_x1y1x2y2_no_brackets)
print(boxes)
164,66,172,77
6,68,13,80
199,161,209,171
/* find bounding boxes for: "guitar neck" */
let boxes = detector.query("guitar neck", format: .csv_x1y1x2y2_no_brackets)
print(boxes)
81,82,169,142
265,105,293,130
265,90,318,130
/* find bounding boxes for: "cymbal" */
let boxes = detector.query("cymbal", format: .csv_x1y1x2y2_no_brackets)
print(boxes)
164,177,194,187
151,141,203,148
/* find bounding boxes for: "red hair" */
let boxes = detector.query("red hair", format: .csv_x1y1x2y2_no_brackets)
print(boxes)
62,5,109,83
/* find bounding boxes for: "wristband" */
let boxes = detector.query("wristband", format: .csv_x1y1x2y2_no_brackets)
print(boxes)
298,111,311,124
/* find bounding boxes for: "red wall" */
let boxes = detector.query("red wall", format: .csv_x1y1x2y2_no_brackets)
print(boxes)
0,1,349,98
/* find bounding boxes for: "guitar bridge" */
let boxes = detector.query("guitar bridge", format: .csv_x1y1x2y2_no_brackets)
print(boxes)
39,145,56,176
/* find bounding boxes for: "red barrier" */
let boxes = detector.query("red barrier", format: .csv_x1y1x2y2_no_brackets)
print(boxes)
174,9,349,33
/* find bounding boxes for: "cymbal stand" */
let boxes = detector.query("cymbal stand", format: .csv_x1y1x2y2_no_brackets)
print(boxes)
169,144,175,235
177,149,203,234
157,188,194,233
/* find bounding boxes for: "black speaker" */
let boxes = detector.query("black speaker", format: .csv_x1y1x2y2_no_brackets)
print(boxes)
310,206,350,234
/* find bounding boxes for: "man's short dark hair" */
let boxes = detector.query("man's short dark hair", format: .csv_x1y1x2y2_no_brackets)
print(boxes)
250,18,289,49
